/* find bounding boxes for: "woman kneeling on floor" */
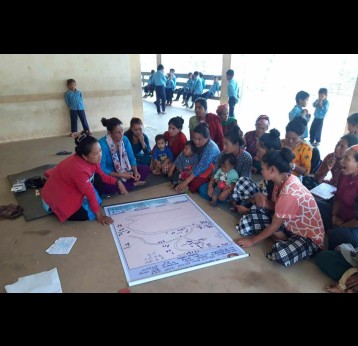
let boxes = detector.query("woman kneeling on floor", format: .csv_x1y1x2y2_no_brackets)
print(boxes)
41,132,127,224
236,147,325,267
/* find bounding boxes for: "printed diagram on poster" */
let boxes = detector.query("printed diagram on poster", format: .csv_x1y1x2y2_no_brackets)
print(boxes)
104,194,248,286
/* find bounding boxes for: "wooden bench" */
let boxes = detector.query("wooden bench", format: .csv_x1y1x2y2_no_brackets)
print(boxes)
141,72,221,101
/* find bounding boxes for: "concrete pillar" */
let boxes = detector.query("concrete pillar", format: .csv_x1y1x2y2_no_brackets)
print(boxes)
220,54,231,104
156,54,162,67
345,76,358,133
129,54,143,120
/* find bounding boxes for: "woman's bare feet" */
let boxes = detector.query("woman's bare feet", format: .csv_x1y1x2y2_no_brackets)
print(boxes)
210,200,218,207
271,231,288,242
237,205,250,215
326,282,344,293
134,181,146,187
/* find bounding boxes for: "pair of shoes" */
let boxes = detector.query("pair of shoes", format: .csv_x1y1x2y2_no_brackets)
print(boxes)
0,204,23,220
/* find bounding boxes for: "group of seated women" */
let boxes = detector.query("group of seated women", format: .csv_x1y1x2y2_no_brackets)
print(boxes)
40,101,358,290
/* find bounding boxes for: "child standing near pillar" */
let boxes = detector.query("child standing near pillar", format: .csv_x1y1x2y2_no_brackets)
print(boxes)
310,88,329,146
289,90,310,139
65,79,91,137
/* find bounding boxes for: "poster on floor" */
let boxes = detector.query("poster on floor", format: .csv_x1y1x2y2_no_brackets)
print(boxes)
104,194,248,286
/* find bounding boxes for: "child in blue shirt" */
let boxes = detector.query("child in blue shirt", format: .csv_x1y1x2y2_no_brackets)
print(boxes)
347,113,358,135
309,88,329,146
226,69,239,118
151,134,174,175
165,73,175,106
143,70,155,98
64,79,91,137
289,90,310,139
201,76,221,100
168,140,199,187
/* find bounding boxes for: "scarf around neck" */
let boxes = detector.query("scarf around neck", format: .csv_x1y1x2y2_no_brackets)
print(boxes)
106,135,131,181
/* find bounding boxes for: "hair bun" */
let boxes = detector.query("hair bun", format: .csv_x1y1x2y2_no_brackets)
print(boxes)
101,117,108,127
269,128,280,138
281,147,294,163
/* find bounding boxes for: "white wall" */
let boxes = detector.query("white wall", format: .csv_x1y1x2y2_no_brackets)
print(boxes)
0,54,142,143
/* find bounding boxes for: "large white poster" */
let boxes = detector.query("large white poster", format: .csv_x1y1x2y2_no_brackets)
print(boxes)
104,194,248,286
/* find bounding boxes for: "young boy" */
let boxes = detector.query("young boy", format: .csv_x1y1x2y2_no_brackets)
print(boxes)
210,153,238,207
165,73,175,106
226,69,239,118
143,70,155,98
201,76,221,100
168,140,198,187
309,88,329,146
151,134,174,176
64,79,91,137
289,90,310,139
347,113,358,135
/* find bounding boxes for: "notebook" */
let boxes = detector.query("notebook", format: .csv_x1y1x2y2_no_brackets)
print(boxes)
310,182,337,200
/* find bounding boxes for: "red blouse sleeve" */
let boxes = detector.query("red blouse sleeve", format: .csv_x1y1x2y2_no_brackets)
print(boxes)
210,114,224,151
95,163,117,185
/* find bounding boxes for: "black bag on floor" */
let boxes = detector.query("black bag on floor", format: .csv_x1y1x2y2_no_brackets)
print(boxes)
25,176,47,189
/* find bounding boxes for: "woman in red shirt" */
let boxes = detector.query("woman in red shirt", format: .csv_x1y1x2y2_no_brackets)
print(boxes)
164,116,188,159
188,98,224,150
317,145,358,250
41,133,127,224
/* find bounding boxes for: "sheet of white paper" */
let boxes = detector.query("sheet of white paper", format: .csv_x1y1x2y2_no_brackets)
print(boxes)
46,237,77,255
4,268,62,293
310,182,337,200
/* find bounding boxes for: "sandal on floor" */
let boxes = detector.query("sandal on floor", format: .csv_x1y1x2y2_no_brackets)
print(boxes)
56,151,72,155
0,204,23,220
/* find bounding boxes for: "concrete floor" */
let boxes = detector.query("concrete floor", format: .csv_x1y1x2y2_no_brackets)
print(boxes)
0,100,331,292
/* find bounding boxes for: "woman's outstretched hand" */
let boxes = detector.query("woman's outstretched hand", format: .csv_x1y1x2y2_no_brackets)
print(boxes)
175,181,188,193
96,214,113,225
235,237,255,248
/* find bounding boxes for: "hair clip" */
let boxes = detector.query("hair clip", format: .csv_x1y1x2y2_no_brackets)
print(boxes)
76,131,88,143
